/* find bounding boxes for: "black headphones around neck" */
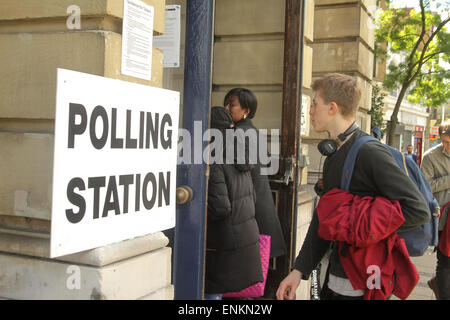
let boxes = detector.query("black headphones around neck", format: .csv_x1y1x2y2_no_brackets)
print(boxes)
317,121,359,156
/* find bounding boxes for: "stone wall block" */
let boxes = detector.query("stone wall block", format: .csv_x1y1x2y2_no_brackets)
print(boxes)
0,32,163,120
0,246,172,299
0,231,169,267
304,0,315,42
213,40,284,85
315,6,374,49
314,6,360,40
0,133,53,220
0,0,165,34
311,40,373,80
303,45,313,89
215,0,284,36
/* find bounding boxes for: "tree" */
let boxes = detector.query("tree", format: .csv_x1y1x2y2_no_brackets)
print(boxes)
375,0,450,146
368,83,387,139
408,60,450,108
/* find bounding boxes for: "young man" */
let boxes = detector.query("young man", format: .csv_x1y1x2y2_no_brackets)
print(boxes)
421,120,450,300
276,73,430,300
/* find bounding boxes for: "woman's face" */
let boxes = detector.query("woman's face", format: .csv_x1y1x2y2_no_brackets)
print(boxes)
224,96,249,123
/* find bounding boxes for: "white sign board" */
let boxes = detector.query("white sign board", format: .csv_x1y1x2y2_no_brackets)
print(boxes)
153,5,181,68
121,0,154,80
51,69,179,257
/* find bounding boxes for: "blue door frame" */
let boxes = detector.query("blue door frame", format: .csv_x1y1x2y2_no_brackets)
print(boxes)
173,0,214,300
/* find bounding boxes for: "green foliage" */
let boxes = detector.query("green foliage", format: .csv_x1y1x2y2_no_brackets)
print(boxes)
408,61,450,107
375,0,449,144
369,83,387,138
375,0,450,109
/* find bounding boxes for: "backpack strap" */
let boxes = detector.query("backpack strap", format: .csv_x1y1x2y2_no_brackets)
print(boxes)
386,144,409,176
341,135,377,191
400,152,409,177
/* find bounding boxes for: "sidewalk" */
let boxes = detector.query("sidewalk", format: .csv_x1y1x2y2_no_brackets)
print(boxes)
392,247,438,300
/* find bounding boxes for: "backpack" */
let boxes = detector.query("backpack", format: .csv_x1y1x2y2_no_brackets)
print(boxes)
342,135,440,257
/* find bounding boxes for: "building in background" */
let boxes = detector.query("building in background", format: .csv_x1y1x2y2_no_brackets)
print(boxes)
429,103,450,148
383,90,429,166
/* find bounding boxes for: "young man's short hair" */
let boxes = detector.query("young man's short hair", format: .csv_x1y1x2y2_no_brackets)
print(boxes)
311,73,361,118
438,120,450,137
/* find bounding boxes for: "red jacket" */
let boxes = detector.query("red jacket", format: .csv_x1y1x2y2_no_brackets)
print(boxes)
317,188,419,300
439,202,450,257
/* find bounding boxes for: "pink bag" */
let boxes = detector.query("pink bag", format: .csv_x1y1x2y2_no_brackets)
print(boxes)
222,234,271,298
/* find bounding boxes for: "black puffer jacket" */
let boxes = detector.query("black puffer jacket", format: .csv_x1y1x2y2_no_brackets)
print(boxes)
234,118,287,258
205,107,263,294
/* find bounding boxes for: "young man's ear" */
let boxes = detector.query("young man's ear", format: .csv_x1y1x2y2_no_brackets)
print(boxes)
328,101,339,115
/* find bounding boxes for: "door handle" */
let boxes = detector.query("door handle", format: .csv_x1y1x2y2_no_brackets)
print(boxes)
176,186,193,204
283,157,294,185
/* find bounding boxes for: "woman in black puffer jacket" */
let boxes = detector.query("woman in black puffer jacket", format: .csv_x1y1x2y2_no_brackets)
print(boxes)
205,107,263,298
224,88,287,259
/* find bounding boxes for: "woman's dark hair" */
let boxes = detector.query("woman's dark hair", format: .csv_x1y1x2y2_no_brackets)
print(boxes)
223,88,258,119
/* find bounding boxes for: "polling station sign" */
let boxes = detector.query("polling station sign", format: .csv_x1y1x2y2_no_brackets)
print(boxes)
51,69,179,258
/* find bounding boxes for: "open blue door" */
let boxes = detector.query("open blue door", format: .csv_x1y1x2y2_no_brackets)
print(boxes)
173,0,214,300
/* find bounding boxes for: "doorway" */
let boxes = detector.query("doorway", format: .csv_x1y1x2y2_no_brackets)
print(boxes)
163,0,306,300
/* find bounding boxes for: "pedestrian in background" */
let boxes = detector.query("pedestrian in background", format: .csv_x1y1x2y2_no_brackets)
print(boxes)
224,88,287,259
204,106,262,300
405,144,419,165
421,120,450,300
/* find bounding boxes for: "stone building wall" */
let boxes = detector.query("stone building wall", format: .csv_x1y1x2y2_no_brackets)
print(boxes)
0,0,173,300
304,0,376,187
